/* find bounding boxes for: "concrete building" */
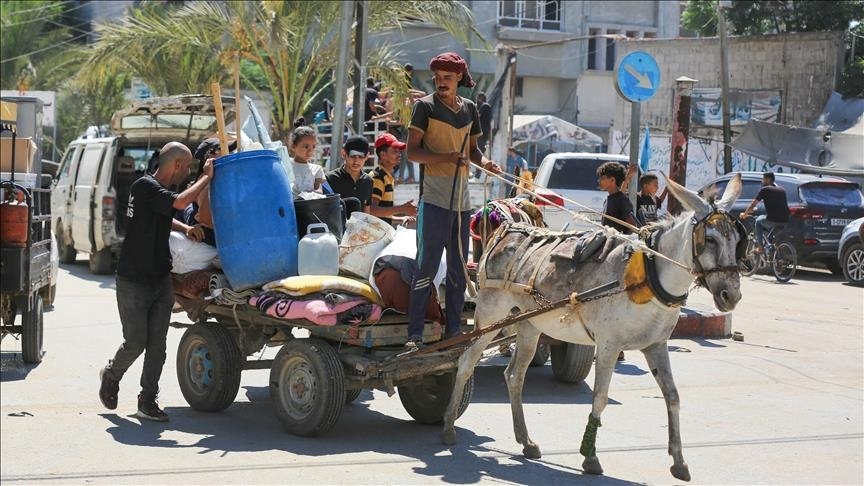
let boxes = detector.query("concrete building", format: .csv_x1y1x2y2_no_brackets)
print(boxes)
370,0,681,144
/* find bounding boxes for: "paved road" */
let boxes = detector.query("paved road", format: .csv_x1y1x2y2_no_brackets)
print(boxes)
1,260,862,485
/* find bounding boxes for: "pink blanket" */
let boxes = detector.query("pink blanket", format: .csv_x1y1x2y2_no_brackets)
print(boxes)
249,292,382,326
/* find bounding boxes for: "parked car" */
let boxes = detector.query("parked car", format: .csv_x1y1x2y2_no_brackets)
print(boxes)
699,172,864,273
532,152,629,231
837,217,864,286
51,95,236,274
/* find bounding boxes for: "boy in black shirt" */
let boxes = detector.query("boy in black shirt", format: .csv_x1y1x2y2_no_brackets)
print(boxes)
635,173,668,226
326,136,374,217
597,162,636,234
740,172,789,252
99,142,214,422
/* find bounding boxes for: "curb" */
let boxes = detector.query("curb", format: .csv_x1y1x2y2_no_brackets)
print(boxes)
672,306,732,338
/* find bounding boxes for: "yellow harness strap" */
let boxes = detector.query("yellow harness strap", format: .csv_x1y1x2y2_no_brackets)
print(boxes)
624,252,654,304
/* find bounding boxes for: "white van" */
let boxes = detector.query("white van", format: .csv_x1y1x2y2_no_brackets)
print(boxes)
532,152,629,232
51,95,235,274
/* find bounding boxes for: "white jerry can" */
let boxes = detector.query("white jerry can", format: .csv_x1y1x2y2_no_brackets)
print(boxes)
297,223,339,276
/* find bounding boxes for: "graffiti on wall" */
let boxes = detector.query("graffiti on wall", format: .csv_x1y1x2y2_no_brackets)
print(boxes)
611,129,797,191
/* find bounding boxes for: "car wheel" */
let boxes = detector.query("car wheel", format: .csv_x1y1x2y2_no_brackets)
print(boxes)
841,242,864,286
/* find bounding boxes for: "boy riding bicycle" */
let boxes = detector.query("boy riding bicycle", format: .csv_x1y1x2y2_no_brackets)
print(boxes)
739,172,789,252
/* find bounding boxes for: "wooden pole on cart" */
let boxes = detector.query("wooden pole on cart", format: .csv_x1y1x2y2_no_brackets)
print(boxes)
233,53,242,151
211,82,230,156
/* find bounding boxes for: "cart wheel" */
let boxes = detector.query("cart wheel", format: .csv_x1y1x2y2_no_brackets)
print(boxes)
176,322,243,412
550,342,594,384
270,338,345,436
89,248,113,274
22,293,44,364
398,371,473,425
529,342,551,367
345,388,363,404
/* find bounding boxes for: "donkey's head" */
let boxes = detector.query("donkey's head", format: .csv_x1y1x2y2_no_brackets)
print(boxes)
665,174,745,312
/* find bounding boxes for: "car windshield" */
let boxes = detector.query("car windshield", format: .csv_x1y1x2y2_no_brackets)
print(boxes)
546,158,625,190
708,178,801,203
800,183,863,206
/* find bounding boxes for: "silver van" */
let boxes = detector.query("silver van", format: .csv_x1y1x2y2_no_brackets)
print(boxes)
51,95,235,274
532,152,629,231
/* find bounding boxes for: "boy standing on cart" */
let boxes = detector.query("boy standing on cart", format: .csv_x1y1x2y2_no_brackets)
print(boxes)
99,142,214,422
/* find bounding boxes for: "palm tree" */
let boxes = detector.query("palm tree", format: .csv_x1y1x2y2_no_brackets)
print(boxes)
84,0,483,141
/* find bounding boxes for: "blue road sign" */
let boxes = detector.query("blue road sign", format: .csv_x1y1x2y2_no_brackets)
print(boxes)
615,51,661,103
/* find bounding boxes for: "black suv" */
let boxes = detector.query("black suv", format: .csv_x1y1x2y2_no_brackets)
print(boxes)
699,172,864,273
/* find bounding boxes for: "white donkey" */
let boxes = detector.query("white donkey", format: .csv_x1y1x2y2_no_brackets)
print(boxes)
441,175,745,481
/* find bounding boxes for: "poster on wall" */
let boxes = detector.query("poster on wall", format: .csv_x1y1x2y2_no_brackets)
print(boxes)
690,88,781,127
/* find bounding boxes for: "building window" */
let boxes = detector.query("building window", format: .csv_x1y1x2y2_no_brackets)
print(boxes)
587,28,599,70
515,77,524,97
498,1,561,31
644,31,656,39
605,30,617,71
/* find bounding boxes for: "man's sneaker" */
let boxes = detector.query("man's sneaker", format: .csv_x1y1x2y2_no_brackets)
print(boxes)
404,335,425,352
99,368,119,410
136,395,169,422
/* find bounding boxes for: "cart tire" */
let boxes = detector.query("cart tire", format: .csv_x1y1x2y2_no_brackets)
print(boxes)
22,294,44,364
89,248,113,274
270,338,345,436
345,388,363,404
57,227,76,264
529,342,551,367
176,322,243,412
550,342,594,384
398,371,473,425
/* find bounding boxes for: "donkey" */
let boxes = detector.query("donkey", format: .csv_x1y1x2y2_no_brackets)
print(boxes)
441,174,744,481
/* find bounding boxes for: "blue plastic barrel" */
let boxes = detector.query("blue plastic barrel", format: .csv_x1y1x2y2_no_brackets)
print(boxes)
211,149,298,290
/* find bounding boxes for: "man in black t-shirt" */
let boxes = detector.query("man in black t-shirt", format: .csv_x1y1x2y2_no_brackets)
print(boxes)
740,172,789,251
99,142,214,422
597,162,636,234
326,136,374,217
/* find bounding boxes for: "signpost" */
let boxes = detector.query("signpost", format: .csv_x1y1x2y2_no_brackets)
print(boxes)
614,51,660,209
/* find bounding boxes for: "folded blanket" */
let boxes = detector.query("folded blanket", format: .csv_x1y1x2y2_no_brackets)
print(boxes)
249,291,383,326
262,275,382,304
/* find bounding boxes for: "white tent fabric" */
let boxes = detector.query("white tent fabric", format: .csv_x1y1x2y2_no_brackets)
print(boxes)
511,115,603,149
733,119,864,177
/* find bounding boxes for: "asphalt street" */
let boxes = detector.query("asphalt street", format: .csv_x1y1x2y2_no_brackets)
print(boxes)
1,260,862,485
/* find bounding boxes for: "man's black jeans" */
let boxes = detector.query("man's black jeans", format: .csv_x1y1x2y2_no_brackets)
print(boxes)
104,275,174,401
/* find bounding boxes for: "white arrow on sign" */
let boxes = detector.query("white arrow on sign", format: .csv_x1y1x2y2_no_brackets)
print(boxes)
624,64,653,90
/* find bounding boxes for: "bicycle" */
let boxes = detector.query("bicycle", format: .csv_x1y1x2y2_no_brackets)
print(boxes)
739,220,798,282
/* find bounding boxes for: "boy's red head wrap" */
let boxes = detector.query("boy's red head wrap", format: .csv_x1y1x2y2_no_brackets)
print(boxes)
429,52,475,88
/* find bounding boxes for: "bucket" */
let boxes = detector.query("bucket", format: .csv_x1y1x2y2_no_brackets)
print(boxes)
339,212,396,278
298,223,339,276
294,194,345,241
211,149,298,290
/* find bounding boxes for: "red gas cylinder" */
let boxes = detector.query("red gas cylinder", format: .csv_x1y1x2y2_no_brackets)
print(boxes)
0,198,29,247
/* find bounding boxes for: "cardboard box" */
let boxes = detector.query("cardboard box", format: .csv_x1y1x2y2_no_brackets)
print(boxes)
0,137,38,173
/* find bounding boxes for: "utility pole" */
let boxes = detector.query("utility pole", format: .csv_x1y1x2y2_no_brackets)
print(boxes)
330,0,353,170
490,44,516,178
351,0,368,136
668,77,697,215
718,1,733,174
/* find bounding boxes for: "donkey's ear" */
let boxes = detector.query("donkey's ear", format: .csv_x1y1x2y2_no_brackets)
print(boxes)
661,172,711,220
715,173,743,213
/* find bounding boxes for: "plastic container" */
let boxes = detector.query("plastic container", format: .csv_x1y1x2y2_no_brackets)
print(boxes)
211,149,298,290
294,194,346,241
339,212,396,278
0,198,28,247
298,223,339,276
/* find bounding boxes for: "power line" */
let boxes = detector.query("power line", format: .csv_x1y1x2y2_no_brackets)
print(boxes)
0,31,90,64
386,17,499,49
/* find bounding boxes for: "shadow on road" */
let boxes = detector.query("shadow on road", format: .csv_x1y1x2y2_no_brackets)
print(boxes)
0,351,38,381
60,261,116,290
99,396,640,486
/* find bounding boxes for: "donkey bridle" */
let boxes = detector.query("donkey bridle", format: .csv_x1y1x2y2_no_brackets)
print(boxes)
645,210,746,304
